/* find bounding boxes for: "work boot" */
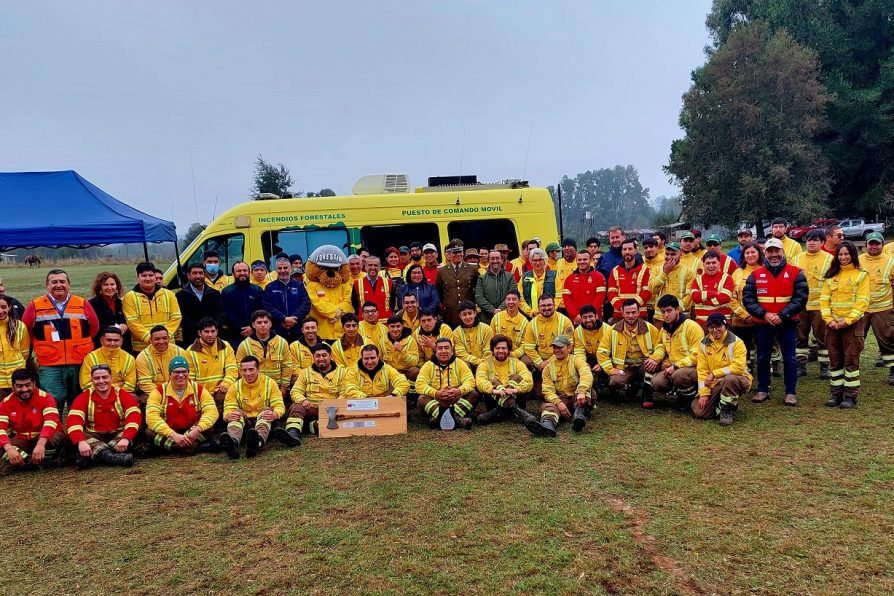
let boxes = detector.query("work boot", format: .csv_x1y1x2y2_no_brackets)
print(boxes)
718,404,734,426
475,406,505,426
771,361,780,377
75,456,91,469
797,362,807,377
453,409,473,430
194,439,222,454
876,356,885,368
511,403,537,425
571,405,588,432
675,392,692,413
218,433,240,460
839,397,856,409
244,428,263,458
888,368,894,387
273,427,302,447
131,442,153,459
752,391,769,403
97,450,133,467
825,394,842,408
640,383,655,409
820,363,830,380
783,394,798,407
525,415,557,438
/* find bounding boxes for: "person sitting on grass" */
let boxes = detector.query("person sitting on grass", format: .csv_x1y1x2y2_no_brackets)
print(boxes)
692,313,752,426
415,337,478,430
284,343,347,444
525,335,593,437
0,369,66,470
344,344,410,399
474,334,535,426
219,356,285,459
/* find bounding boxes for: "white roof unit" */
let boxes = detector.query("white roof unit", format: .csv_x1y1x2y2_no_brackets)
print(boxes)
352,174,410,195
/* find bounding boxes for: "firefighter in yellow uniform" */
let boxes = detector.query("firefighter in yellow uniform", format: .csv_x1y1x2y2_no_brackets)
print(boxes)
135,326,196,400
79,327,136,392
235,310,294,396
525,335,594,437
490,290,528,360
453,301,494,370
521,295,574,396
413,309,454,362
144,356,219,454
862,232,894,385
122,262,182,353
415,338,477,430
474,334,535,425
284,343,347,443
791,229,834,378
187,317,238,414
343,344,410,399
693,313,752,425
572,304,607,398
219,355,285,459
649,243,695,312
597,299,665,404
650,294,704,411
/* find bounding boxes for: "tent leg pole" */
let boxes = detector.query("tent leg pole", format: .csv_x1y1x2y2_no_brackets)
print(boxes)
173,240,183,286
143,241,150,262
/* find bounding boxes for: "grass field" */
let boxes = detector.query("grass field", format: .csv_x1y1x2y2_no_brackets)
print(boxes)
2,263,893,594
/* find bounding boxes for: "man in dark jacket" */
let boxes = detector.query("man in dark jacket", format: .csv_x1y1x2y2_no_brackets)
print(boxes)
176,263,225,346
221,261,265,348
475,249,514,324
263,256,311,343
742,238,809,406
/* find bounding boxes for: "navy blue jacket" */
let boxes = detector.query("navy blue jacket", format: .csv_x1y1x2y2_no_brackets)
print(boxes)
263,278,311,338
221,280,266,344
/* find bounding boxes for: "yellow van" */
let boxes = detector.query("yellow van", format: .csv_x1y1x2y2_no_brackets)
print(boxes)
164,174,558,287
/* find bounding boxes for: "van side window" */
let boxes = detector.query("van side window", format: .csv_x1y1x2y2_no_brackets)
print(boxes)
447,219,518,256
170,233,244,289
361,223,440,257
262,229,350,267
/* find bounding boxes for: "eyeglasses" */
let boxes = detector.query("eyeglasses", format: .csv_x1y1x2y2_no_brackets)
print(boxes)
170,369,189,375
91,364,111,373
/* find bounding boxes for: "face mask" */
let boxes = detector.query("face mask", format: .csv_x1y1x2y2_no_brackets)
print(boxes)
205,263,220,275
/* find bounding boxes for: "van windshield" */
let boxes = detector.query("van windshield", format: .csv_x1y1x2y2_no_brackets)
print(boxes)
262,228,351,267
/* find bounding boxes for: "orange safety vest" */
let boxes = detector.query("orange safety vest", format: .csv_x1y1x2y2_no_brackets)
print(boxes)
354,275,393,317
30,294,94,366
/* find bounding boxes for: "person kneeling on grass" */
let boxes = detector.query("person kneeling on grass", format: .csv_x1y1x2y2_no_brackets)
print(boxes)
693,313,752,426
526,335,594,437
144,356,220,455
0,369,66,470
415,337,478,430
219,356,285,459
474,334,535,426
66,364,142,468
650,294,704,412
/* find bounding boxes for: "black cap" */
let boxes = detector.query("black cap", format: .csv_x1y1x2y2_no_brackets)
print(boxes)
706,312,728,327
562,238,577,248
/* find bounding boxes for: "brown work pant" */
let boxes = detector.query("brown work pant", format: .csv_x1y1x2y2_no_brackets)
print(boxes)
539,394,592,425
225,415,272,446
2,430,66,463
607,365,652,398
691,374,751,419
83,430,130,458
482,375,526,409
418,390,480,420
651,366,697,394
402,366,420,382
826,320,866,400
144,427,211,452
284,401,320,434
865,309,894,368
797,310,828,364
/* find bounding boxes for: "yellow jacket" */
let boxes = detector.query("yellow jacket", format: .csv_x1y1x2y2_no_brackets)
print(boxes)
475,355,533,394
642,255,666,305
820,264,870,326
380,333,420,371
553,258,578,309
861,253,894,312
413,323,453,361
522,313,574,366
359,321,388,348
781,235,803,260
401,310,421,331
146,381,218,437
122,287,182,352
453,323,494,367
679,252,700,275
730,264,759,325
331,335,368,368
187,339,237,393
205,274,232,292
573,325,605,361
223,375,284,419
80,346,136,392
542,355,593,404
885,242,894,258
250,277,270,290
289,338,328,373
697,330,752,398
650,263,695,310
596,320,665,375
235,334,293,387
659,317,704,368
792,250,833,311
415,357,475,397
305,280,353,340
344,362,409,398
291,364,347,402
0,319,30,388
490,310,528,359
136,344,196,394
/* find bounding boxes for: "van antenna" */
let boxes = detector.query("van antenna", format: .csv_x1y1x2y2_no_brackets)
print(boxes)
522,124,534,181
212,196,218,220
456,127,466,204
188,148,199,222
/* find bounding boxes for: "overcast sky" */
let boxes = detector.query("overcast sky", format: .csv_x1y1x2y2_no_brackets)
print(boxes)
2,1,712,232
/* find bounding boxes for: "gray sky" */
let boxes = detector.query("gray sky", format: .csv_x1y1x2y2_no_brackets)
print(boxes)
2,1,711,233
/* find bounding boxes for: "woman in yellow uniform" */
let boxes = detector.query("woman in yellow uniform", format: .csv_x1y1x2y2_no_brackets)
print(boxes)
0,295,30,398
820,241,870,409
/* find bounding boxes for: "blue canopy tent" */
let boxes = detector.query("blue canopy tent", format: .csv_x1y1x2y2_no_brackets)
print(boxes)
0,170,178,262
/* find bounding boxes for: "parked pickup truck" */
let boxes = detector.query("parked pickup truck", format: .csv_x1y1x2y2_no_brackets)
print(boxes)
787,218,839,241
838,218,885,239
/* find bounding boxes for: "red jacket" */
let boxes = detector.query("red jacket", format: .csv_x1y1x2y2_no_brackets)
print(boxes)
66,388,142,443
691,271,736,328
607,262,651,318
422,265,440,285
563,268,607,321
352,275,394,317
0,390,60,446
693,253,739,276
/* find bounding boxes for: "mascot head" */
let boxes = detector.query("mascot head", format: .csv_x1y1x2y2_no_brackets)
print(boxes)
306,245,351,289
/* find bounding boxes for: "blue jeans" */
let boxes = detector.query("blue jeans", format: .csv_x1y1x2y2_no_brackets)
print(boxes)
755,324,798,394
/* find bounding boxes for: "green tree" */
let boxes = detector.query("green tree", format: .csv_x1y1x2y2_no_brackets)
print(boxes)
549,165,654,241
306,188,336,198
651,195,683,227
181,222,206,247
706,0,894,217
252,154,295,198
667,23,830,230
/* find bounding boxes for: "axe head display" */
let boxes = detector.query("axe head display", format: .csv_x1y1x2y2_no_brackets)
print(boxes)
326,407,339,430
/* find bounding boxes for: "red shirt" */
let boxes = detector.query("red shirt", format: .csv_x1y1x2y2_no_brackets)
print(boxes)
691,271,736,328
607,262,651,318
563,268,607,321
66,388,142,443
0,390,60,446
422,264,440,285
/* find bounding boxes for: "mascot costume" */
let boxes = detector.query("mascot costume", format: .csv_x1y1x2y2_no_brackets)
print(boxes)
305,245,354,342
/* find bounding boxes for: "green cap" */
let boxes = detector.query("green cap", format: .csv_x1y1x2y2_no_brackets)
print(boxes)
680,231,695,240
545,242,561,253
665,242,681,252
550,335,572,348
168,356,190,373
866,232,884,244
706,234,722,244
